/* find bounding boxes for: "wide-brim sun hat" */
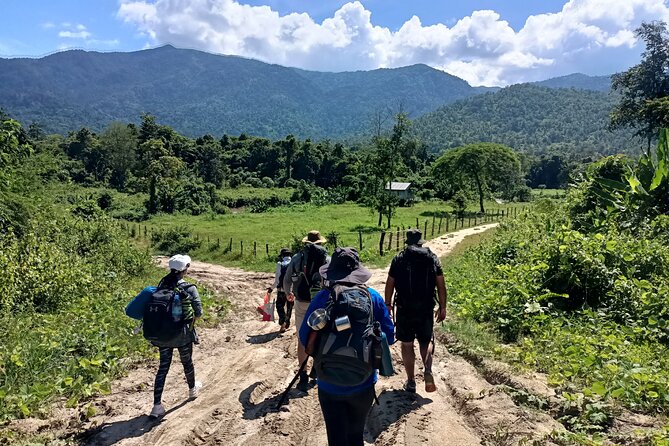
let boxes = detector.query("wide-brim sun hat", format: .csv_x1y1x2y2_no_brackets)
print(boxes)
302,230,327,245
168,254,192,272
405,228,426,246
319,247,372,285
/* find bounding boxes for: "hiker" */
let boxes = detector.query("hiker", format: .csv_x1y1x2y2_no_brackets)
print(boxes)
267,247,293,332
148,254,203,418
282,230,329,392
299,247,394,446
385,228,447,393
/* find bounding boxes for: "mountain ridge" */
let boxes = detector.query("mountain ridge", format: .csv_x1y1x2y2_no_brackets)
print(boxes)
0,45,613,140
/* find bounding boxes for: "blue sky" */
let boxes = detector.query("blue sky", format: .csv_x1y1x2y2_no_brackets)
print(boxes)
1,0,667,86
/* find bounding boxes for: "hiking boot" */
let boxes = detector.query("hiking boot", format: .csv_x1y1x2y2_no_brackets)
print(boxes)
284,320,290,330
296,371,309,392
424,372,437,393
279,322,287,333
403,379,416,393
189,381,202,400
149,404,166,418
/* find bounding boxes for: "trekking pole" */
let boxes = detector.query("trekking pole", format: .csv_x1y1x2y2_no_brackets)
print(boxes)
276,357,309,410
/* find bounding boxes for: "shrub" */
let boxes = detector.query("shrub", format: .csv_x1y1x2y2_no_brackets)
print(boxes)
150,225,202,254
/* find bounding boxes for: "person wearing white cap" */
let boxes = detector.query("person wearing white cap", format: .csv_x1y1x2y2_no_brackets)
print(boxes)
149,254,203,418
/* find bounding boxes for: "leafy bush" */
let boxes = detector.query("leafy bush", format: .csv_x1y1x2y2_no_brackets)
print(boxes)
150,225,202,254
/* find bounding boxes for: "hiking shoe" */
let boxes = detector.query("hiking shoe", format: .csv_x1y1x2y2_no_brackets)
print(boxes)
189,381,202,399
149,404,166,418
279,322,287,333
403,379,417,393
296,371,309,392
284,320,290,329
424,372,437,393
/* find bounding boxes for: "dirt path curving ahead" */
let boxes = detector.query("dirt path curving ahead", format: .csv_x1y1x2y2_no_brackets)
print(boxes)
79,223,564,446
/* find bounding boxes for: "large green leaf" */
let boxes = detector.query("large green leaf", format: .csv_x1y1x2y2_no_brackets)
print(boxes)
650,128,668,191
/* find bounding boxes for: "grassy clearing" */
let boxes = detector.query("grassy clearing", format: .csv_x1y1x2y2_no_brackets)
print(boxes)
141,200,516,271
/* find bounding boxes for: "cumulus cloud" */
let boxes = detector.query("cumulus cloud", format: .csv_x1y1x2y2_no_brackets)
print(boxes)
116,0,669,86
58,24,92,39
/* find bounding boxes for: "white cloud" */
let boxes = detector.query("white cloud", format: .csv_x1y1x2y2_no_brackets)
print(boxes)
55,23,120,49
116,0,669,86
59,30,92,39
58,23,91,39
41,22,56,29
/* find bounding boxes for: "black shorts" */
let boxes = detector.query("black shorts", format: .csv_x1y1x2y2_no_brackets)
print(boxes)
395,308,433,345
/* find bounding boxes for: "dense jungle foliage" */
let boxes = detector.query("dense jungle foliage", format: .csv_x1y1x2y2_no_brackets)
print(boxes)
0,118,221,423
444,131,669,440
20,111,569,222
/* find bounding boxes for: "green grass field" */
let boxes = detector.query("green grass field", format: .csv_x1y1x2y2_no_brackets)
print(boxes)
135,200,521,271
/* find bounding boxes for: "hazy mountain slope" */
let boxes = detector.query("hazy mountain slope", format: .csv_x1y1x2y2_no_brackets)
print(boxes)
413,83,639,155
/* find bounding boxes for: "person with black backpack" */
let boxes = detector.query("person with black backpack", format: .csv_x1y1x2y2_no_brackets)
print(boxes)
299,247,395,446
267,247,293,332
145,254,203,418
282,230,329,392
384,229,447,393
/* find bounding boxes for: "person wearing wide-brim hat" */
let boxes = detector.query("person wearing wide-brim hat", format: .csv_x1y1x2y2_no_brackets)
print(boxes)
384,228,447,394
302,230,328,244
282,230,330,392
299,247,395,446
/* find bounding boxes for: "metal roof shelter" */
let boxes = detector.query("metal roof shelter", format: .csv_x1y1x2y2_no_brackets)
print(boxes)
385,182,411,191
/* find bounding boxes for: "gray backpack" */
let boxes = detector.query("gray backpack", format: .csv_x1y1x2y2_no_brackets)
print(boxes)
313,284,378,386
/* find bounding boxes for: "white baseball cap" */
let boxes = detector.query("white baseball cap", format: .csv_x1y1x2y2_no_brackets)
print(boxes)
168,254,192,272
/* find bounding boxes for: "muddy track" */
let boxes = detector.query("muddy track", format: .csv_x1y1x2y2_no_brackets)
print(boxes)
76,223,566,446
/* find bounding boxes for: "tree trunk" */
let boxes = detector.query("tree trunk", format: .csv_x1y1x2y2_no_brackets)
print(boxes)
378,211,383,226
474,172,485,213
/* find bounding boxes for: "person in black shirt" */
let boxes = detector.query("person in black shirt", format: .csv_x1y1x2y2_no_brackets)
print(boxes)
384,229,447,393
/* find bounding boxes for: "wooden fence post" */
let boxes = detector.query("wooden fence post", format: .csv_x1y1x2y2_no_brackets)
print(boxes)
396,227,400,250
379,231,385,256
266,243,269,256
229,238,233,251
253,241,257,258
241,240,244,255
446,216,450,232
438,216,443,233
387,232,393,251
358,230,363,251
424,220,428,236
431,215,435,236
416,217,419,228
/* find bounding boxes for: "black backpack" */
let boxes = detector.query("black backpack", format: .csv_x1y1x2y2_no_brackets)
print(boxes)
295,244,328,302
278,258,291,287
393,246,437,310
313,284,378,387
142,284,190,342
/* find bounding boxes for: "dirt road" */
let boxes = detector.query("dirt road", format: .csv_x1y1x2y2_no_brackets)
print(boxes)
79,223,564,446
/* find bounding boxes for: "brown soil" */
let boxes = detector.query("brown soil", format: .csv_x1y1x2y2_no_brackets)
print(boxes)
19,223,572,445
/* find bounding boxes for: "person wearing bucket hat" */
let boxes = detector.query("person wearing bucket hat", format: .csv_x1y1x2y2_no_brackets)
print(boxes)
282,230,330,392
148,254,203,418
299,247,395,446
385,228,447,394
267,247,294,332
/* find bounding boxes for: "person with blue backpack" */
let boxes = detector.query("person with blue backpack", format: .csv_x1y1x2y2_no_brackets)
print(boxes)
299,247,395,446
267,247,293,332
128,254,203,419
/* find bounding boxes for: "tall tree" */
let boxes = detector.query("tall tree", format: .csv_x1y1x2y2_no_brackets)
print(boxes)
367,113,410,228
100,122,137,190
610,21,669,150
432,143,522,213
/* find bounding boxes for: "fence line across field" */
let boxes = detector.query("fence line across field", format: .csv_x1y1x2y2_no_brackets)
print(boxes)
121,206,528,259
